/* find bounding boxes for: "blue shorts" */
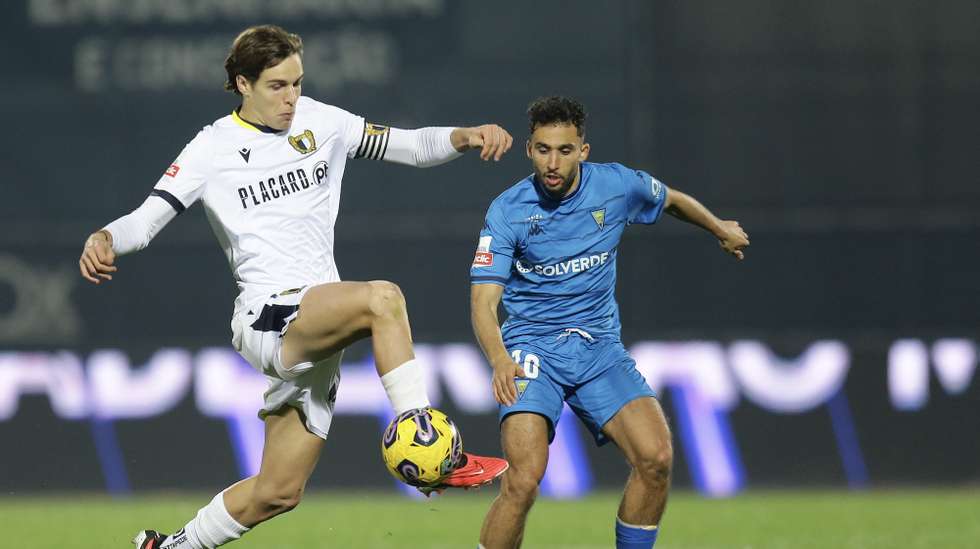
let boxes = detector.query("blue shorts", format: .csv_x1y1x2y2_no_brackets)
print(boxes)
499,330,656,446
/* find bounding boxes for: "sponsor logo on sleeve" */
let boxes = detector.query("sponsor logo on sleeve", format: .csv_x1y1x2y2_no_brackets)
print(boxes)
477,235,492,252
473,235,493,267
651,177,664,200
165,164,180,178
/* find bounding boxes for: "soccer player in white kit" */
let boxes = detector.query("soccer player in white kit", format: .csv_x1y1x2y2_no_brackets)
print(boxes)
77,25,512,549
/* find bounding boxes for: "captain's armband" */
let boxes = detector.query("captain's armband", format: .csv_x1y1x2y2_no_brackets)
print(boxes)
353,122,391,160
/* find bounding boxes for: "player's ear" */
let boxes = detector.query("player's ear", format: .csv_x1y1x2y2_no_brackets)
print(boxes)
525,139,532,159
579,142,590,161
236,74,252,97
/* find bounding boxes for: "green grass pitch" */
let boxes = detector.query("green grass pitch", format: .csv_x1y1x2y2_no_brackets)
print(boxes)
3,489,978,548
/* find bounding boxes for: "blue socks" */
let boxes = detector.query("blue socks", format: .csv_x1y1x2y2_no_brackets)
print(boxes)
615,517,659,549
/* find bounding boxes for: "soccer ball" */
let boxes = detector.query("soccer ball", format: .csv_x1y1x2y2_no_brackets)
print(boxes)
381,407,463,487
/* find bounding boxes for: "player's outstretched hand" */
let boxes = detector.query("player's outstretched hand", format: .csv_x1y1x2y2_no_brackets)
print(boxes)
79,230,117,284
718,220,749,260
459,124,513,162
490,356,526,406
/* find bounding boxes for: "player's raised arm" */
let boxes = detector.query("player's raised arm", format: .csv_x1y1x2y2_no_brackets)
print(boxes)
664,188,750,260
470,283,526,406
350,122,513,167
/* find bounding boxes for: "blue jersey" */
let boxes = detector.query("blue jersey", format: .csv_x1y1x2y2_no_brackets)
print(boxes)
470,162,668,343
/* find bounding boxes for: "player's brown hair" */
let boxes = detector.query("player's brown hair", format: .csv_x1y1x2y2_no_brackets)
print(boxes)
528,96,586,136
224,25,303,95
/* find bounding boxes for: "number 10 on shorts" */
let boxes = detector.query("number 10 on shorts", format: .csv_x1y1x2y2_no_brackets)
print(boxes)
510,350,541,379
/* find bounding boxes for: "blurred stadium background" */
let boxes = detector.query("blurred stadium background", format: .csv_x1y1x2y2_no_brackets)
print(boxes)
1,1,978,547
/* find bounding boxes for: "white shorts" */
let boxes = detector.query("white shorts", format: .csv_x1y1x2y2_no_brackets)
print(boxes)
231,285,342,440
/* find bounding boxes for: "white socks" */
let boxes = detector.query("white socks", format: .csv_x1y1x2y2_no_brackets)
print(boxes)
162,491,249,549
155,361,428,549
380,359,431,414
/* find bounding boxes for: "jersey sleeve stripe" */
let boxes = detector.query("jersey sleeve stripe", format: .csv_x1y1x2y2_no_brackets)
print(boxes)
375,132,387,159
150,189,187,214
364,134,378,159
471,275,509,283
471,278,507,286
368,133,383,160
359,133,376,159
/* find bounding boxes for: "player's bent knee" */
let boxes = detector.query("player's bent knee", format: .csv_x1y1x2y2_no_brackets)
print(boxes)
251,484,305,518
501,468,542,506
367,280,406,319
633,444,673,484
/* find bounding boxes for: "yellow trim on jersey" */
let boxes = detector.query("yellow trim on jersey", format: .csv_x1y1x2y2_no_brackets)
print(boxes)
232,109,261,132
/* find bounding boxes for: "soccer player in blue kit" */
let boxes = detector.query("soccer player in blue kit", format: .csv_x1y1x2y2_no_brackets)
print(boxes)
470,96,749,549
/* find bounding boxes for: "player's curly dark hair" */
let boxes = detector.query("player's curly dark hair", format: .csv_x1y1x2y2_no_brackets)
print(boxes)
224,25,303,95
527,96,586,136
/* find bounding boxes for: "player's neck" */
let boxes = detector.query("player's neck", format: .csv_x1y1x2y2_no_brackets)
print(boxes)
564,169,582,198
237,103,271,129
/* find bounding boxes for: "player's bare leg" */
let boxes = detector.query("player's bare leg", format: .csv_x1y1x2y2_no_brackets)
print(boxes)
134,406,322,548
281,280,415,377
134,282,424,548
224,405,324,526
282,279,507,491
602,397,673,546
479,413,550,549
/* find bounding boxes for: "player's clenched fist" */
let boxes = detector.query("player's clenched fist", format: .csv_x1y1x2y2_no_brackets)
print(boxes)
490,356,526,406
717,220,750,260
453,124,514,162
79,230,117,284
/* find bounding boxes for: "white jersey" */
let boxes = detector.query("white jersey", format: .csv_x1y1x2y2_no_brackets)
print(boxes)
152,96,380,315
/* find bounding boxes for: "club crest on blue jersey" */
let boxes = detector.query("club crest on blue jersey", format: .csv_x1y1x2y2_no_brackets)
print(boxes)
591,209,606,229
515,379,530,399
288,129,317,154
